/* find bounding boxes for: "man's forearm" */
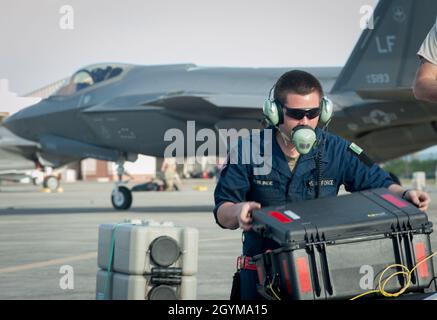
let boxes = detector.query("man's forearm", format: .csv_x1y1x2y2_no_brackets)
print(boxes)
217,202,241,230
388,183,405,198
414,78,437,102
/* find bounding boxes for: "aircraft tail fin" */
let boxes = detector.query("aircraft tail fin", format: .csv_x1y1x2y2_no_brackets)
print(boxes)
331,0,437,98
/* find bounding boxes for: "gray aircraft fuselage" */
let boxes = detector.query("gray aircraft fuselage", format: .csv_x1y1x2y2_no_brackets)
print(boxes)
4,64,337,162
4,63,437,163
4,0,437,164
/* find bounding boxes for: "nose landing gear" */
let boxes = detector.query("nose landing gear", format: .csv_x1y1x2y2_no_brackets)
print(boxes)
43,175,60,191
111,160,133,210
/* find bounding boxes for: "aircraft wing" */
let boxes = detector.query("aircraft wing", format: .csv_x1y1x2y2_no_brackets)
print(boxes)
81,91,437,162
81,92,265,142
0,126,80,169
0,126,39,162
0,147,36,172
333,121,437,162
83,92,264,117
0,171,35,183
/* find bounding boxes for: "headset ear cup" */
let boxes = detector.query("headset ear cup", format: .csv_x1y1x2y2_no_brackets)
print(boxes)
263,99,282,126
319,97,333,125
276,100,283,125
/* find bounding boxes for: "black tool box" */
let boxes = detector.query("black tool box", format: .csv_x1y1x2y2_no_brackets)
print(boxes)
251,188,436,300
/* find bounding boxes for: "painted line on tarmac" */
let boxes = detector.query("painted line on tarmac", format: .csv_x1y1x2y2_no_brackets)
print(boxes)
0,220,33,224
0,252,97,274
0,237,239,274
200,236,240,242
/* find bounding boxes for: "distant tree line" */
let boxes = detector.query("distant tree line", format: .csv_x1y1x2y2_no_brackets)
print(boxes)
382,158,437,179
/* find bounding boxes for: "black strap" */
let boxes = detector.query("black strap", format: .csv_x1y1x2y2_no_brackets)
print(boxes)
348,146,375,168
315,128,328,199
357,152,374,168
230,271,241,301
315,151,321,198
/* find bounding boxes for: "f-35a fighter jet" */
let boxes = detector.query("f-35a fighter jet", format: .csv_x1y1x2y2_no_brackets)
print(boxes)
5,0,437,210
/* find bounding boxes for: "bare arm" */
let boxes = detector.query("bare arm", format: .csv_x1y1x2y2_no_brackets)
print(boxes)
413,60,437,103
217,201,261,231
388,184,430,211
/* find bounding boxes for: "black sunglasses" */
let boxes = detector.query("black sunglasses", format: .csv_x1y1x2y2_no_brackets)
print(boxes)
284,107,320,120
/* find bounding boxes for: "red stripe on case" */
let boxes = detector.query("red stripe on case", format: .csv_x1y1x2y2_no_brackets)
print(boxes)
415,242,430,279
381,194,408,208
268,211,293,223
297,257,312,293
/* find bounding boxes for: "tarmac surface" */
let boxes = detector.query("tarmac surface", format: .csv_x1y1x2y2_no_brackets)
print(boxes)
0,179,436,300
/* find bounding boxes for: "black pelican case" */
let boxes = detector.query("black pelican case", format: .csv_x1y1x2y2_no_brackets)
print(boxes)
251,188,436,300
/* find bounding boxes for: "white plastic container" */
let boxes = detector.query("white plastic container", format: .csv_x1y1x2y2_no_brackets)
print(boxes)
97,223,119,272
97,220,199,275
95,270,113,300
412,171,426,191
112,273,197,300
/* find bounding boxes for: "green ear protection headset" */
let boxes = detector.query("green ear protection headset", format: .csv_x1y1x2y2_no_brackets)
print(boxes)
262,85,333,154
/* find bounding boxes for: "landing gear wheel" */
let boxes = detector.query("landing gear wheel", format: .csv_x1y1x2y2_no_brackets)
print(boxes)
111,186,133,210
32,176,44,186
43,175,59,191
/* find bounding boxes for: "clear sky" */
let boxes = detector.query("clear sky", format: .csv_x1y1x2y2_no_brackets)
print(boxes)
0,0,378,95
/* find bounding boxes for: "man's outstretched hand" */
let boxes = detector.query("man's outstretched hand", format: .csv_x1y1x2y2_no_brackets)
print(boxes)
237,201,261,231
404,189,430,212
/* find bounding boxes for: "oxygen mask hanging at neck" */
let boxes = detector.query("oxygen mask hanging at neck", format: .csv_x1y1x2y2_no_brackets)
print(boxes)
275,125,316,155
290,125,317,155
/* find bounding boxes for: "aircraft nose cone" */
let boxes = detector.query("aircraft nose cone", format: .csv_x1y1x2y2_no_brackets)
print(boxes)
3,112,17,130
3,111,19,128
3,111,32,141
